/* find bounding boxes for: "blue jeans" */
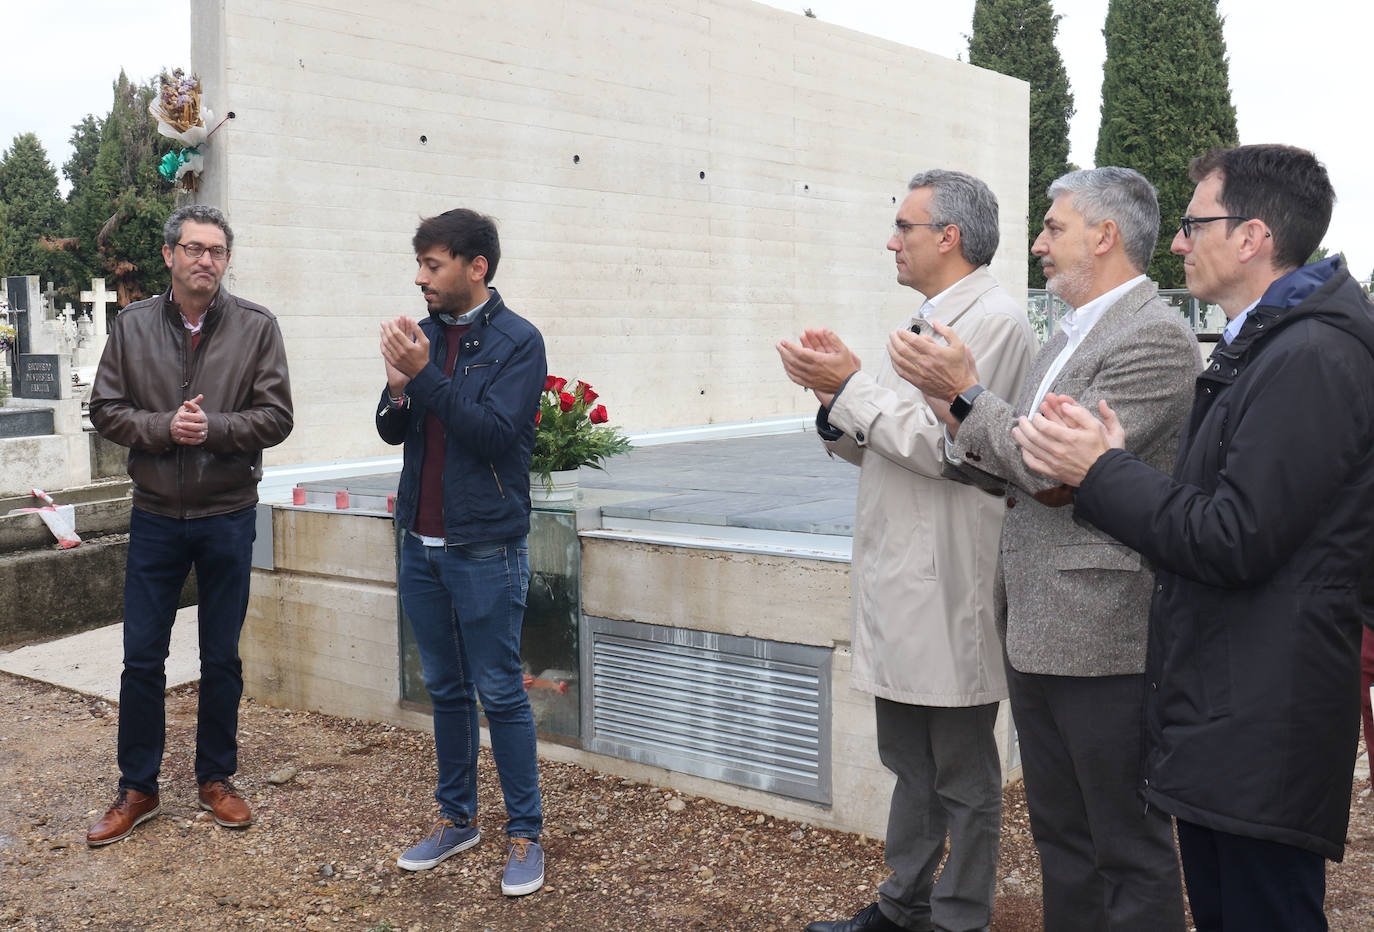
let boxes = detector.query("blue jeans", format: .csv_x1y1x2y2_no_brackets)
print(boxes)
118,506,257,794
399,533,542,839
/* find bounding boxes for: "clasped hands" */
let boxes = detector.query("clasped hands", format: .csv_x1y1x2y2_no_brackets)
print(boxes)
380,316,431,393
170,393,207,446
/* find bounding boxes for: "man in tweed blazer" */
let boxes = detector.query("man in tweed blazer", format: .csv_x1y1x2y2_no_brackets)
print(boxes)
889,167,1200,931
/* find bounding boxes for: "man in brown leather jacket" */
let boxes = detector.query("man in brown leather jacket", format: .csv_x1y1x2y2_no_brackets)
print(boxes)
86,204,293,846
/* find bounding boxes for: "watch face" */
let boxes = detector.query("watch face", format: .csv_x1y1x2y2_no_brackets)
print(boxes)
951,385,983,423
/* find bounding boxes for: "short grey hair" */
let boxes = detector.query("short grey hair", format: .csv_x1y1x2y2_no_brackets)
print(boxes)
163,204,234,252
1046,167,1158,272
907,169,1000,267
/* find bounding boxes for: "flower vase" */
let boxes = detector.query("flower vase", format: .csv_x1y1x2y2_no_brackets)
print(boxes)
531,468,579,503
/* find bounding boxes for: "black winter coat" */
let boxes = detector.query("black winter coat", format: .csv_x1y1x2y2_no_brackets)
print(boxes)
1073,257,1374,860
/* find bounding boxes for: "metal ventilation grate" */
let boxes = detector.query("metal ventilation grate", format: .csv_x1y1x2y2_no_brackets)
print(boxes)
581,617,831,804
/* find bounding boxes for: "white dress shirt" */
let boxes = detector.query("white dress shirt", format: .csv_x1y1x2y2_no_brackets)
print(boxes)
1026,274,1148,416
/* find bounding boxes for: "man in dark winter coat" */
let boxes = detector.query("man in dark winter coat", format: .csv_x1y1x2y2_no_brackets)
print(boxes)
1012,144,1374,931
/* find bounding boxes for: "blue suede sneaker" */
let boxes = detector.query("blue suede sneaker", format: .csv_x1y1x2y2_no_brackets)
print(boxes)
396,818,480,871
500,837,545,896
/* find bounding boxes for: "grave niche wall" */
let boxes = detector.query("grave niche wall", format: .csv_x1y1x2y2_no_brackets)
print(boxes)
192,0,1029,466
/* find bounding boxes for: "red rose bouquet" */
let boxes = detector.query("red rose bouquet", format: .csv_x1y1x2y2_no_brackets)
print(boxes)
531,375,632,489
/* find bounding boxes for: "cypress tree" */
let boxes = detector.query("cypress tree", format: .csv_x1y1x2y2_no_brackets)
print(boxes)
968,0,1075,288
1095,0,1237,288
63,72,174,305
56,115,106,292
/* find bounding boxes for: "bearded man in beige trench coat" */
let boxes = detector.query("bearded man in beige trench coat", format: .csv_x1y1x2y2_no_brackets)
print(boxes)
779,169,1035,932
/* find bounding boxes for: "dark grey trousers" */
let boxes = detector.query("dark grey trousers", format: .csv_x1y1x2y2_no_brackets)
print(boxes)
1006,666,1185,932
875,698,1002,932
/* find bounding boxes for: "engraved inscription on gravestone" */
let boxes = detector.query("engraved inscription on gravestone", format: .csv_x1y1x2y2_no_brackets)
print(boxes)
18,355,60,399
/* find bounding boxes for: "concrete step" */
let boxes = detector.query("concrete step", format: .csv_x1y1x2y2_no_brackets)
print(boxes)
0,604,200,702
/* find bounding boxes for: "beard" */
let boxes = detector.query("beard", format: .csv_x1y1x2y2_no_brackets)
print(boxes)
1044,255,1093,309
424,285,473,319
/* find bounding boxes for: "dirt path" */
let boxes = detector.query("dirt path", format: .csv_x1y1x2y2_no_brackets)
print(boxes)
1,672,1369,931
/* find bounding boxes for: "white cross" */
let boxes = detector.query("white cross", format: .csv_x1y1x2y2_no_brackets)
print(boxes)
80,277,118,342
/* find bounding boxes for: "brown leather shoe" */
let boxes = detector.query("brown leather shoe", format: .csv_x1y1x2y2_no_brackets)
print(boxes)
87,788,161,846
198,779,253,828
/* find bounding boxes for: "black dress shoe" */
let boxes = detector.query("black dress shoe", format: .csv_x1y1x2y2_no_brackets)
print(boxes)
805,901,910,932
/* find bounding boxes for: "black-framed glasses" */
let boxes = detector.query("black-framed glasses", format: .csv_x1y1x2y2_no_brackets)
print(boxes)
893,220,948,236
177,241,229,260
1178,216,1249,239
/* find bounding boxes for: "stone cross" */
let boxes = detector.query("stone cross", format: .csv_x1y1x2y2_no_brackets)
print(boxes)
41,281,60,319
61,303,79,345
80,278,118,344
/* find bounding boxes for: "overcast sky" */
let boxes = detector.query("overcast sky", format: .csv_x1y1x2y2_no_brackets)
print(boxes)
3,0,1370,277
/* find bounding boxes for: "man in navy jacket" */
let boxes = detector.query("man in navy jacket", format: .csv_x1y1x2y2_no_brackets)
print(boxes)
376,208,548,897
1014,145,1374,931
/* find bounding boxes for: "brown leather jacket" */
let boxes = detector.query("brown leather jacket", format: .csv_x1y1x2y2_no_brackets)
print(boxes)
90,288,293,518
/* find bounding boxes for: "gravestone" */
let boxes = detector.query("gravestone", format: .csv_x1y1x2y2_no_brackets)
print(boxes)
0,406,54,438
5,276,39,358
11,279,72,400
17,356,61,398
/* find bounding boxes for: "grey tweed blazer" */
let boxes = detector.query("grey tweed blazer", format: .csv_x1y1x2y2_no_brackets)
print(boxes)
951,280,1200,676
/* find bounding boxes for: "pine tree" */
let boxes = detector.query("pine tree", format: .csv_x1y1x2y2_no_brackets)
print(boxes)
0,133,66,284
1095,0,1237,288
968,0,1075,288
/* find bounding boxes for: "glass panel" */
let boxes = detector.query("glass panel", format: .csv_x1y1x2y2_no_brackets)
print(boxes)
397,505,582,740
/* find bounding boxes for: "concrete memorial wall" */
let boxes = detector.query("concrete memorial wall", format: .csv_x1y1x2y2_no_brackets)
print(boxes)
192,0,1029,466
208,1,1032,834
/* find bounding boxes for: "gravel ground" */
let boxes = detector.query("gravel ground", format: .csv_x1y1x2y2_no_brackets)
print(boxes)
1,671,1370,931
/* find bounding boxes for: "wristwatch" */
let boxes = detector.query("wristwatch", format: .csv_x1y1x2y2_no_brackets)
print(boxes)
949,384,985,423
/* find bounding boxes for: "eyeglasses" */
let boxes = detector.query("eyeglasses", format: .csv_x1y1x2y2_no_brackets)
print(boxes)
1178,216,1250,239
177,242,229,260
893,220,949,236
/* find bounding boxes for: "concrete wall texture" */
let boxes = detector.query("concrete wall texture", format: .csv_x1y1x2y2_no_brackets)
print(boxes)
192,0,1029,465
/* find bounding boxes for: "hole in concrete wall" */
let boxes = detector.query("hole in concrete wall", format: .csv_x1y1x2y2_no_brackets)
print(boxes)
419,135,428,144
804,184,809,191
699,389,705,395
573,154,580,164
892,196,897,204
699,171,706,180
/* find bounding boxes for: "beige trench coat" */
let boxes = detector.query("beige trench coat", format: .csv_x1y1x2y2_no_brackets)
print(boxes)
824,266,1035,706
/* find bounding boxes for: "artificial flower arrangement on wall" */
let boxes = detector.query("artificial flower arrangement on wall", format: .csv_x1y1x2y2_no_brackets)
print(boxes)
149,69,233,192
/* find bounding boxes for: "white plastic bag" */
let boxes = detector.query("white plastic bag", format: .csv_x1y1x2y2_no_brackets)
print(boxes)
19,489,82,549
